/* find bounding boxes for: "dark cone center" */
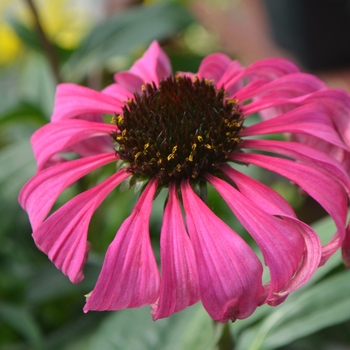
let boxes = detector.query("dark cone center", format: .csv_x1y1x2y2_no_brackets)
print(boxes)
111,75,244,184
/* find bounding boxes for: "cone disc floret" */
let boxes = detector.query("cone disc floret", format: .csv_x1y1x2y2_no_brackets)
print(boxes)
111,75,244,184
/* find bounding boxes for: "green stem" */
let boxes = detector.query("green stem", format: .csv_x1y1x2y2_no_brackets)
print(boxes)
217,322,234,350
24,0,62,83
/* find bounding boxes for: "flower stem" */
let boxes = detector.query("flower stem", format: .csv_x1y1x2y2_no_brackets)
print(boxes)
24,0,62,83
217,322,234,350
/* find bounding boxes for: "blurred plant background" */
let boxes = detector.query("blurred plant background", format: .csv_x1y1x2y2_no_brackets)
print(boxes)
1,0,350,349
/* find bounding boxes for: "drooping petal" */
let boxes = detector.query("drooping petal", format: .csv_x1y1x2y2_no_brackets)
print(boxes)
271,217,322,303
242,104,347,150
51,83,126,122
232,152,348,261
220,165,296,217
84,179,160,312
152,183,200,320
243,86,342,116
289,89,350,147
31,120,115,170
19,152,116,230
114,41,171,90
181,179,265,322
241,139,350,192
32,170,130,283
218,167,322,303
243,88,350,138
205,174,313,303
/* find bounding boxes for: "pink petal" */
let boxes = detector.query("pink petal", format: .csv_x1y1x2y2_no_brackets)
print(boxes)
19,152,116,230
220,165,296,217
292,134,350,173
59,113,113,158
51,84,126,122
181,179,265,322
221,58,300,95
151,182,200,320
84,179,160,311
270,217,322,304
196,53,232,83
31,120,115,170
206,174,308,303
232,152,348,262
242,104,347,150
290,89,350,147
218,167,322,303
68,136,113,158
241,139,350,192
236,72,326,103
113,72,145,95
114,41,171,89
244,58,301,79
32,170,130,283
217,60,244,92
101,83,133,100
243,88,350,134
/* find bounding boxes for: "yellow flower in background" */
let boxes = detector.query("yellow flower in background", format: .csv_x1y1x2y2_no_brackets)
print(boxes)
0,22,22,65
22,0,90,50
0,0,91,66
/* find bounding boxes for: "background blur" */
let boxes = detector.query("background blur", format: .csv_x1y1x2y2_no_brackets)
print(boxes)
1,0,350,349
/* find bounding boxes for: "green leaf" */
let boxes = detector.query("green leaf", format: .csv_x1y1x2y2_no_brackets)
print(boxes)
8,18,75,63
235,257,350,350
18,53,56,118
0,139,36,235
266,270,350,350
0,302,44,350
8,19,41,52
76,304,222,350
0,102,47,127
62,2,194,81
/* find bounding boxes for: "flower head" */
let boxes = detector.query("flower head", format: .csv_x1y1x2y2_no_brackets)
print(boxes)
19,41,350,322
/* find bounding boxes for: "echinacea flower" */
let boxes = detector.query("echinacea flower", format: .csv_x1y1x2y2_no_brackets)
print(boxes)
19,41,350,322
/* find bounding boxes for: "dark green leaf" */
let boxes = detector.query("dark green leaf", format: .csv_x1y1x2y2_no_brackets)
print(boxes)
264,269,350,350
0,102,47,127
8,18,75,63
8,19,41,51
63,2,194,81
0,302,44,350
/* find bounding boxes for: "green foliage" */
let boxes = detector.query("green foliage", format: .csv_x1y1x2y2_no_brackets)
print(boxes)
0,302,44,350
62,2,194,81
68,304,223,350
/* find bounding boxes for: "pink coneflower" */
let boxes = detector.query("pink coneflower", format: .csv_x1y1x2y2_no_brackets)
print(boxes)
19,41,350,322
